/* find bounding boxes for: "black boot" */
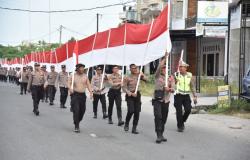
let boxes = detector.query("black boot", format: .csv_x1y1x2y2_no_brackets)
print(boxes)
160,132,167,142
93,113,97,119
74,124,80,133
60,104,66,109
156,132,162,144
108,118,113,124
178,126,184,132
118,118,124,126
35,110,39,116
103,112,108,119
124,123,129,131
132,125,139,134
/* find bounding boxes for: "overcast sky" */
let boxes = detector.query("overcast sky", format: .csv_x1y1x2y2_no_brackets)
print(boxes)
0,0,129,46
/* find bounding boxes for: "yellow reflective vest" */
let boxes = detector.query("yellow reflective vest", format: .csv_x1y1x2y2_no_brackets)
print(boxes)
174,72,192,95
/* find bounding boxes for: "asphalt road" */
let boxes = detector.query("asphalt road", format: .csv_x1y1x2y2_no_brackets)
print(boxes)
0,82,249,160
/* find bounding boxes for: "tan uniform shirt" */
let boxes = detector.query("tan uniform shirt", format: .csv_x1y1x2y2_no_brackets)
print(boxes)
46,71,58,86
57,71,68,88
13,70,17,77
91,74,107,95
122,73,147,94
27,70,46,90
3,69,7,76
108,73,122,90
7,70,11,76
68,73,89,93
154,65,175,103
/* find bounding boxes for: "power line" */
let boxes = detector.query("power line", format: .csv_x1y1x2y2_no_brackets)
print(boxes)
29,29,58,42
0,1,134,13
61,26,87,37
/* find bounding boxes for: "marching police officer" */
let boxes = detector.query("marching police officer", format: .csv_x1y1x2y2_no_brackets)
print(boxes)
41,65,49,103
91,65,108,119
15,67,21,86
8,68,13,83
56,65,68,109
122,64,147,134
107,65,124,126
68,64,93,133
0,67,3,81
152,54,175,143
46,65,58,105
27,63,46,116
4,67,8,82
174,61,197,132
19,66,29,95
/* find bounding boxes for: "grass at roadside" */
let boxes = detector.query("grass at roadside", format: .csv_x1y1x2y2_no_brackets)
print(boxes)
208,98,250,119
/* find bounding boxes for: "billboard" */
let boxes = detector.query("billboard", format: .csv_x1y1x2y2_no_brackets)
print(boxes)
197,1,228,23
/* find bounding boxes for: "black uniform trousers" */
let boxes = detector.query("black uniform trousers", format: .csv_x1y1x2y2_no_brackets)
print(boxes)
152,100,169,133
93,93,107,114
0,75,4,81
31,85,44,112
60,87,68,105
48,85,56,103
20,82,28,94
16,78,20,86
70,92,86,127
43,87,49,101
174,94,192,128
108,88,122,120
125,92,141,127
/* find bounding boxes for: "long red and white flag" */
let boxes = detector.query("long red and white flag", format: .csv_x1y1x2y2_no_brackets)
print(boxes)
73,5,171,68
5,5,171,71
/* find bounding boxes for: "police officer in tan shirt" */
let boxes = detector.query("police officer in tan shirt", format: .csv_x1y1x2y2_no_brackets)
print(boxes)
122,64,147,134
41,65,49,103
91,65,108,119
56,65,68,109
68,63,93,133
27,63,46,116
107,65,124,126
19,66,29,95
152,54,175,143
46,65,58,105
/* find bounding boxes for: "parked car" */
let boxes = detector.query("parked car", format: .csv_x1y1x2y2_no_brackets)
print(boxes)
243,65,250,96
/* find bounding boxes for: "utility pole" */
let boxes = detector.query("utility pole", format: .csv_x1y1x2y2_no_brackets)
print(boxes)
59,25,63,45
97,13,99,33
89,13,100,80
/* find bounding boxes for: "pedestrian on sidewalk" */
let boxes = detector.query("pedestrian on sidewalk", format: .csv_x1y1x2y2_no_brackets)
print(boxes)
152,53,175,144
68,64,93,133
174,61,197,132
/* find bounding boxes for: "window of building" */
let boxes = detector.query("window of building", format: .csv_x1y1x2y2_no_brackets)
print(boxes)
202,44,221,76
172,0,183,19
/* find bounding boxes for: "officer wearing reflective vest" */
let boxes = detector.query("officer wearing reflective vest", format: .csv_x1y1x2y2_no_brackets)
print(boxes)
174,61,197,132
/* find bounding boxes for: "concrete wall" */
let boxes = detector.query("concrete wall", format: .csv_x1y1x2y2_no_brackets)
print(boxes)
244,28,250,74
228,29,240,89
229,24,250,91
